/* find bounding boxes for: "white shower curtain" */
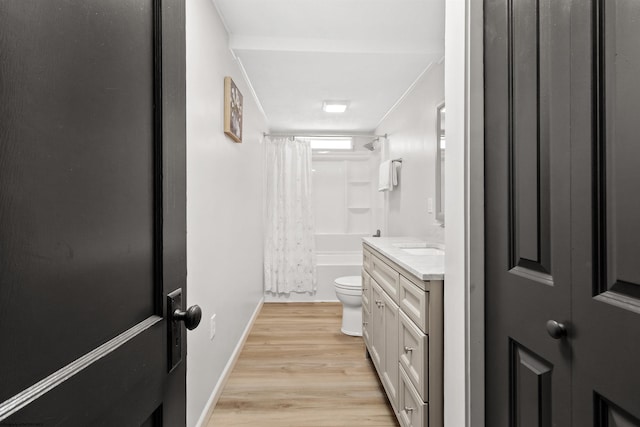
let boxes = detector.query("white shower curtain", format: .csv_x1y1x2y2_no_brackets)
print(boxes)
263,136,316,294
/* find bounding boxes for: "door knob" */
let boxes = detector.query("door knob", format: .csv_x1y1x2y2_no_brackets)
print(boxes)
173,305,202,330
167,289,199,371
546,320,567,339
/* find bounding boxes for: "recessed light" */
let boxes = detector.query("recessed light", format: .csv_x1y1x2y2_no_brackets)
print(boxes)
322,101,349,113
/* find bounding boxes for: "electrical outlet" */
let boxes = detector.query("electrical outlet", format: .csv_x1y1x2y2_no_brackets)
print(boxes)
209,314,216,340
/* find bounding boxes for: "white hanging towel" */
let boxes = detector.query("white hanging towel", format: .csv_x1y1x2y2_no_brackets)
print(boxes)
378,160,391,191
392,161,399,187
378,160,399,192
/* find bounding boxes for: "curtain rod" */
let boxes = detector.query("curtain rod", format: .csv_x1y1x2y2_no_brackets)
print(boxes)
263,132,387,139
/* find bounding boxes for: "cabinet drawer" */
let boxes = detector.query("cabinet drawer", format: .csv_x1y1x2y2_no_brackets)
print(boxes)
362,270,371,313
398,366,429,427
399,311,428,400
399,275,429,333
371,255,400,303
363,248,372,272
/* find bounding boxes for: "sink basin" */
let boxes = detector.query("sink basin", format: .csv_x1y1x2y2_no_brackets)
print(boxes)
392,242,428,248
401,247,444,256
391,242,445,255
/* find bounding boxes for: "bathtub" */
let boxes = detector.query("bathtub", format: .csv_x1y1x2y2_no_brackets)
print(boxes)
264,234,364,302
314,234,364,301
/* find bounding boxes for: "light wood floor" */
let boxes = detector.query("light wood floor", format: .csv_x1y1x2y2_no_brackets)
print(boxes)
206,303,399,427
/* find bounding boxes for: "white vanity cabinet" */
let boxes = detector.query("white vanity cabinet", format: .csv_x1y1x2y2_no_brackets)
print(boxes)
362,242,443,427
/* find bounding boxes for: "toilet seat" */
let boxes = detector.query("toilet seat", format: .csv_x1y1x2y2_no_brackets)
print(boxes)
334,276,361,290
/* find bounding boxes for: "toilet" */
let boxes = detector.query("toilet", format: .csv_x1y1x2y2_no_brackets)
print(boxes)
334,276,363,336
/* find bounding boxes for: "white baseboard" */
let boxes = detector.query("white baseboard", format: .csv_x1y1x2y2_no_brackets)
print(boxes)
194,297,264,427
263,299,339,303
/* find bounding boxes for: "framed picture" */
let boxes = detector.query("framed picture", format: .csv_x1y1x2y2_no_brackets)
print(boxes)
224,76,243,143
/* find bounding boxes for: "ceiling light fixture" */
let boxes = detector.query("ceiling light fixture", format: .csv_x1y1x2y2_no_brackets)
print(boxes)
322,101,349,113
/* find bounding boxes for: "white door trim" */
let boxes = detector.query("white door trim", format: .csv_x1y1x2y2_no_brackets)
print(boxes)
444,0,484,425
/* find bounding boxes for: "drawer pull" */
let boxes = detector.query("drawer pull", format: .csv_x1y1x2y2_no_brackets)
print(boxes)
363,321,368,326
404,346,414,353
404,407,414,413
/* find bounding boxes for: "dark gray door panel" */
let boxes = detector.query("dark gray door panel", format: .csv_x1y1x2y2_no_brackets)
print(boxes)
485,0,572,424
0,1,187,424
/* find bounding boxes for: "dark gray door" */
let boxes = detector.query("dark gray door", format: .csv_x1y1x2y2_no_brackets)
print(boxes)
0,1,189,425
485,0,640,424
485,0,572,424
570,0,640,424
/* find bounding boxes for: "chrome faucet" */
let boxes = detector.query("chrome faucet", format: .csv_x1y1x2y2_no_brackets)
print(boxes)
372,229,381,237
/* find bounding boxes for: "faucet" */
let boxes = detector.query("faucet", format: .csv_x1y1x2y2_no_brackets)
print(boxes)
372,229,381,237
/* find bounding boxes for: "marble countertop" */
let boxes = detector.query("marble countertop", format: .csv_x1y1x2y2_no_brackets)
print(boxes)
362,236,445,281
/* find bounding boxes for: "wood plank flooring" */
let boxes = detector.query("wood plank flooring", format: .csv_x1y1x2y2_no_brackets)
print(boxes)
206,303,398,427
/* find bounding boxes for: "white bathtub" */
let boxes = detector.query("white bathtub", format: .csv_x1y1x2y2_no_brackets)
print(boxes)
314,234,364,301
264,234,364,302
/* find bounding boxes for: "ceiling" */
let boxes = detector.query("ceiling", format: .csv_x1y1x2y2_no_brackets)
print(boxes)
213,0,445,133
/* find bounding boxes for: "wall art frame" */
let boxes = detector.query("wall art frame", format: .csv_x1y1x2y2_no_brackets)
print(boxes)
224,76,243,143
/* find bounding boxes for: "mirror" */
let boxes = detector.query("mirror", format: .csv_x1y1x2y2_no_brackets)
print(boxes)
435,102,445,224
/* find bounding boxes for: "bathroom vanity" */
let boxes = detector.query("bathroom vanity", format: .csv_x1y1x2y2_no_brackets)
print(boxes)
361,237,444,427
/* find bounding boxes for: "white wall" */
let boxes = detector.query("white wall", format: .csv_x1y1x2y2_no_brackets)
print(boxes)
186,1,267,425
374,62,445,243
444,0,484,425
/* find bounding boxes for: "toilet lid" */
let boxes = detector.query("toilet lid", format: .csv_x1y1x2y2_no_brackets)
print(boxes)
335,276,361,289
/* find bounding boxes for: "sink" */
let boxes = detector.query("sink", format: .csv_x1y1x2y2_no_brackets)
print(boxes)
401,247,444,256
392,242,445,255
393,242,425,248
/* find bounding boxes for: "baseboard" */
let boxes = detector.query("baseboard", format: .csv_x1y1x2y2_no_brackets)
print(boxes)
194,297,264,427
264,299,339,303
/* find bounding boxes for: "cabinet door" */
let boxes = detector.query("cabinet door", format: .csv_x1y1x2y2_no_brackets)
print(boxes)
362,299,371,348
362,271,372,348
362,270,372,313
381,285,399,410
370,281,384,369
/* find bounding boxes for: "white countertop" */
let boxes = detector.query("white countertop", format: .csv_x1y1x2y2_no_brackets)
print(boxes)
362,236,445,281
